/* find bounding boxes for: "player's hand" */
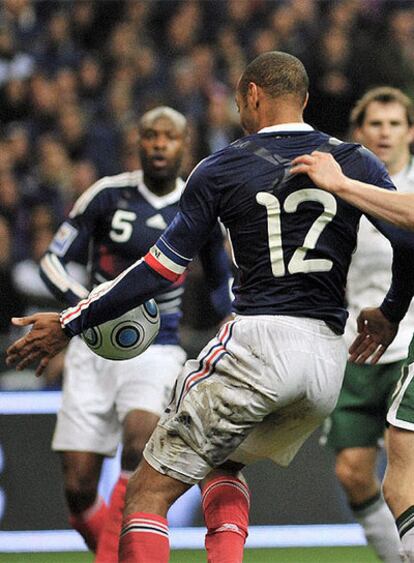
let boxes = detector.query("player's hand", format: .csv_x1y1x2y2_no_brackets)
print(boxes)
348,307,399,364
290,151,346,193
6,313,70,377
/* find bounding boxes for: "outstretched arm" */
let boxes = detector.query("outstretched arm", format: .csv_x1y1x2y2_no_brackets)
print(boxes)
290,151,414,230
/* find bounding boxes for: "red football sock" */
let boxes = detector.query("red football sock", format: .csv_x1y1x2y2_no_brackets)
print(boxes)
95,473,129,562
119,512,169,563
69,495,108,552
202,476,250,563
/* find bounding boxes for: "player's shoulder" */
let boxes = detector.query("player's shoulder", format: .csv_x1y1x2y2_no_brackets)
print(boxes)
70,170,143,217
323,137,385,177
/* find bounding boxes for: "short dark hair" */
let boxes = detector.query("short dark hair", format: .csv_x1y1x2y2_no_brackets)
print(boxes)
351,86,414,128
238,51,309,105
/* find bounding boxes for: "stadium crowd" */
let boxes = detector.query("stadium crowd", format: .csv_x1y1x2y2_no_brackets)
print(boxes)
1,0,414,386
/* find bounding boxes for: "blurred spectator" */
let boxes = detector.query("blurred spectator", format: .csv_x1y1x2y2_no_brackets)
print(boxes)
0,0,39,51
56,103,121,177
0,77,29,123
70,159,97,201
5,122,32,179
34,10,81,75
0,24,34,87
77,55,105,115
27,73,59,139
55,66,79,106
0,170,21,228
196,93,242,160
306,27,358,137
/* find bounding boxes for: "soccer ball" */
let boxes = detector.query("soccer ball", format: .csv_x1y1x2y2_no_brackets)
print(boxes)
81,299,160,360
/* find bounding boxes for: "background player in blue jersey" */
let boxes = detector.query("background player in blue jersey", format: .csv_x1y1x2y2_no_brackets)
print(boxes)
289,149,414,562
322,87,414,563
37,105,232,559
7,51,414,563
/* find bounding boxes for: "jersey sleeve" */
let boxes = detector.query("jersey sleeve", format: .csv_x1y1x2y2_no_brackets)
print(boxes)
40,183,108,306
370,220,414,322
60,160,223,336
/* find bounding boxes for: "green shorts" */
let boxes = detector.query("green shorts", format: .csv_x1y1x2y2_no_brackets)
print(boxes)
323,359,405,450
388,336,414,430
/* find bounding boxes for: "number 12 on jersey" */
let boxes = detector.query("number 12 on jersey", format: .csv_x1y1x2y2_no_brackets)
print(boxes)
256,188,337,277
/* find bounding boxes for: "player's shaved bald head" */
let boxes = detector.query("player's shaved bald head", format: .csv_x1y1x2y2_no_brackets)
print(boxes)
238,51,309,106
139,106,187,133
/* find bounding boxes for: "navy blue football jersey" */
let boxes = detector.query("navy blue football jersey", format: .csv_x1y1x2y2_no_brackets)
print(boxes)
41,170,232,344
60,125,414,337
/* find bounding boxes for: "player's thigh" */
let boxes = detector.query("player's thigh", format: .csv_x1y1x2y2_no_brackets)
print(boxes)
52,337,121,457
388,426,414,473
115,344,186,422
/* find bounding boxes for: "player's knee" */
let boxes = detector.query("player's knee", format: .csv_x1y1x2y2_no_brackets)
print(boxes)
65,485,97,514
121,447,143,471
335,456,372,494
63,470,99,513
121,440,145,472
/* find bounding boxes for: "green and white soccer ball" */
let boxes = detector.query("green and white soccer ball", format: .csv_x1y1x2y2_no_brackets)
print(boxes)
81,299,160,360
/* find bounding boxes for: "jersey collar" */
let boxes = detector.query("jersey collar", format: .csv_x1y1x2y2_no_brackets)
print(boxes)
136,170,185,209
258,123,314,134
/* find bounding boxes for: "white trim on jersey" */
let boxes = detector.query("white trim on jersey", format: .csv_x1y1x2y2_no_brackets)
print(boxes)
156,287,184,302
70,169,186,218
61,258,144,326
69,171,142,217
137,176,184,210
41,254,89,300
158,298,181,313
258,123,314,134
148,246,187,276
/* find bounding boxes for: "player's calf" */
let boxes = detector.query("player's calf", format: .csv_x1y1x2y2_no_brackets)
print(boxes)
201,466,250,563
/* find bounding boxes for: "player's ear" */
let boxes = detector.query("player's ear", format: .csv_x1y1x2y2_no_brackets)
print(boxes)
302,92,309,110
247,82,259,109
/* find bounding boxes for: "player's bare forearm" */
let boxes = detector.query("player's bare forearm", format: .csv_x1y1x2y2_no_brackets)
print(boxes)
6,313,70,377
291,151,414,230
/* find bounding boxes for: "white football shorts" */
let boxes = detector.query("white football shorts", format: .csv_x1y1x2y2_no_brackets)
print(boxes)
52,336,186,456
144,315,347,484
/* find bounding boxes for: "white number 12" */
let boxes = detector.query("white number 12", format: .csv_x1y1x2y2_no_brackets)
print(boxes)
256,189,337,277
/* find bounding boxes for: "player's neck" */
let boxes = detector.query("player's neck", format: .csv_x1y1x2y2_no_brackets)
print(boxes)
256,106,304,131
388,151,411,177
143,175,177,196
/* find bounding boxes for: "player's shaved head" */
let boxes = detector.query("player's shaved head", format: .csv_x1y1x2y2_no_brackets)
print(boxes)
139,106,187,133
237,51,309,106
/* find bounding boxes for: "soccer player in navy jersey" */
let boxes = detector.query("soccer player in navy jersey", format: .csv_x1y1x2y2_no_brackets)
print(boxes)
7,51,414,562
35,106,232,559
290,149,414,562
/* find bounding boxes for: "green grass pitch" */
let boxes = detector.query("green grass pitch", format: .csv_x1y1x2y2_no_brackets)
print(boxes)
0,547,378,562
